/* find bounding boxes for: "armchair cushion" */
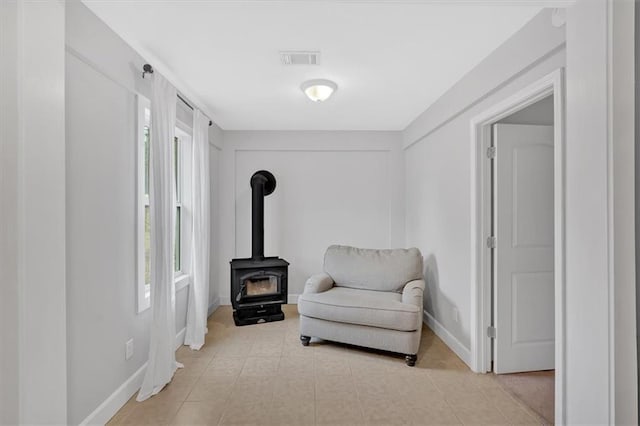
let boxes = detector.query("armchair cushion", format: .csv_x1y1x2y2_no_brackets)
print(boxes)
323,245,423,292
298,287,421,332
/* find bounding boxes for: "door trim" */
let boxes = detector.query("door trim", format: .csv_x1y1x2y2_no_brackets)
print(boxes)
469,69,565,423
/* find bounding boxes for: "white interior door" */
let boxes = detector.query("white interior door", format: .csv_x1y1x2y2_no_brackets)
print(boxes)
493,123,554,374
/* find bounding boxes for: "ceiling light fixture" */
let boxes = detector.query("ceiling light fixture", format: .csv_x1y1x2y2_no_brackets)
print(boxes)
301,79,338,102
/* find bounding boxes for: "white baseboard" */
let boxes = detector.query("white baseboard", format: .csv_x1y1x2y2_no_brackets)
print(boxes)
81,326,188,425
79,362,147,426
175,327,186,350
219,294,299,305
423,310,472,368
208,297,220,316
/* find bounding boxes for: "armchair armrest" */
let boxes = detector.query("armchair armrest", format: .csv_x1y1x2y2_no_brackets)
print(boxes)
303,273,334,294
402,279,425,307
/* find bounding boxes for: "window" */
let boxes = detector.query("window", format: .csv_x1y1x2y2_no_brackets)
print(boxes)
173,127,192,290
137,95,192,313
137,96,151,313
174,135,182,273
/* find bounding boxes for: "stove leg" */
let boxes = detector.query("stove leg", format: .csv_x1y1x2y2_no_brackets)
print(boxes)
300,335,311,347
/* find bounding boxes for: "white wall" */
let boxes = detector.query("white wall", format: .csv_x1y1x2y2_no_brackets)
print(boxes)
20,2,68,421
209,125,223,311
0,0,68,423
0,1,20,423
218,131,403,303
611,3,637,421
403,9,564,356
565,1,637,423
65,5,151,424
636,4,640,421
65,48,151,425
498,95,553,125
65,3,222,424
1,2,70,423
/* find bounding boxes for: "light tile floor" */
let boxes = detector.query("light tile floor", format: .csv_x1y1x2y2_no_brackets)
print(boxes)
108,305,545,425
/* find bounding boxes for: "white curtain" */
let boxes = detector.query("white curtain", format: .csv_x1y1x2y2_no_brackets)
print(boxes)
184,110,211,350
137,72,182,402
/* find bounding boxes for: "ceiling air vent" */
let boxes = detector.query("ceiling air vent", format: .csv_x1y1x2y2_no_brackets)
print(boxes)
280,51,320,65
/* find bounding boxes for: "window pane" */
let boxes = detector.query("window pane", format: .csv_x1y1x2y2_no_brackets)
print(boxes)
145,205,151,285
144,126,150,196
174,136,180,203
174,206,181,272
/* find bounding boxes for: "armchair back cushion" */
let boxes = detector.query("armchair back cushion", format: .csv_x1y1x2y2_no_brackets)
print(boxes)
323,245,423,292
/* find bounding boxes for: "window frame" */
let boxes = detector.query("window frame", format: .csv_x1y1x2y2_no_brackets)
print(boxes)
136,95,151,313
174,124,193,290
137,95,193,314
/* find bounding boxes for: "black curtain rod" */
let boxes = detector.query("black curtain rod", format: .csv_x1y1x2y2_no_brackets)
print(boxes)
177,93,193,110
143,63,212,127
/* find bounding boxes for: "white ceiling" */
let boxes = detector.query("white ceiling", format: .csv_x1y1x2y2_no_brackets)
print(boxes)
82,1,547,130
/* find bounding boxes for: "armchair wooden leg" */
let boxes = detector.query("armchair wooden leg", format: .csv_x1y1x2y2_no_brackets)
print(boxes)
405,354,417,367
300,335,311,347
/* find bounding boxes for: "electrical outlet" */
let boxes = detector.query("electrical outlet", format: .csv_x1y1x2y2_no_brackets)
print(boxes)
452,307,459,323
125,339,134,360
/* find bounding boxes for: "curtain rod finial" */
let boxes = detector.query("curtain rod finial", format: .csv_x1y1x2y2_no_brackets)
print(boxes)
142,64,154,79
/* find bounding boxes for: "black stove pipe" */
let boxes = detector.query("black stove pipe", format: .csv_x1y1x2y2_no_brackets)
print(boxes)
250,170,276,260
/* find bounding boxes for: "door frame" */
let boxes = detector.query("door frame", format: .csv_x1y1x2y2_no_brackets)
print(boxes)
469,69,565,422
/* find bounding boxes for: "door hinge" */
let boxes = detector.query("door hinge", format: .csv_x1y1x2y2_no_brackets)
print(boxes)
487,326,496,339
486,236,497,249
486,146,496,159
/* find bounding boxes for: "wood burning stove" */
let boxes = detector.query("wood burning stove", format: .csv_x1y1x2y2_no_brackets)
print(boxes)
230,170,289,326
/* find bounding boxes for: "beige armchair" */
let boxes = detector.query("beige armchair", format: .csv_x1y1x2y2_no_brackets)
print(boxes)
297,245,425,366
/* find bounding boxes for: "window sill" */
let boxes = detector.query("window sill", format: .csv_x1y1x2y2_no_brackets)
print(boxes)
175,274,191,292
137,275,190,314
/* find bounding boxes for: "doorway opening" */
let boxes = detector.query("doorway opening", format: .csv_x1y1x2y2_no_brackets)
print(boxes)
490,95,555,423
469,69,565,424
